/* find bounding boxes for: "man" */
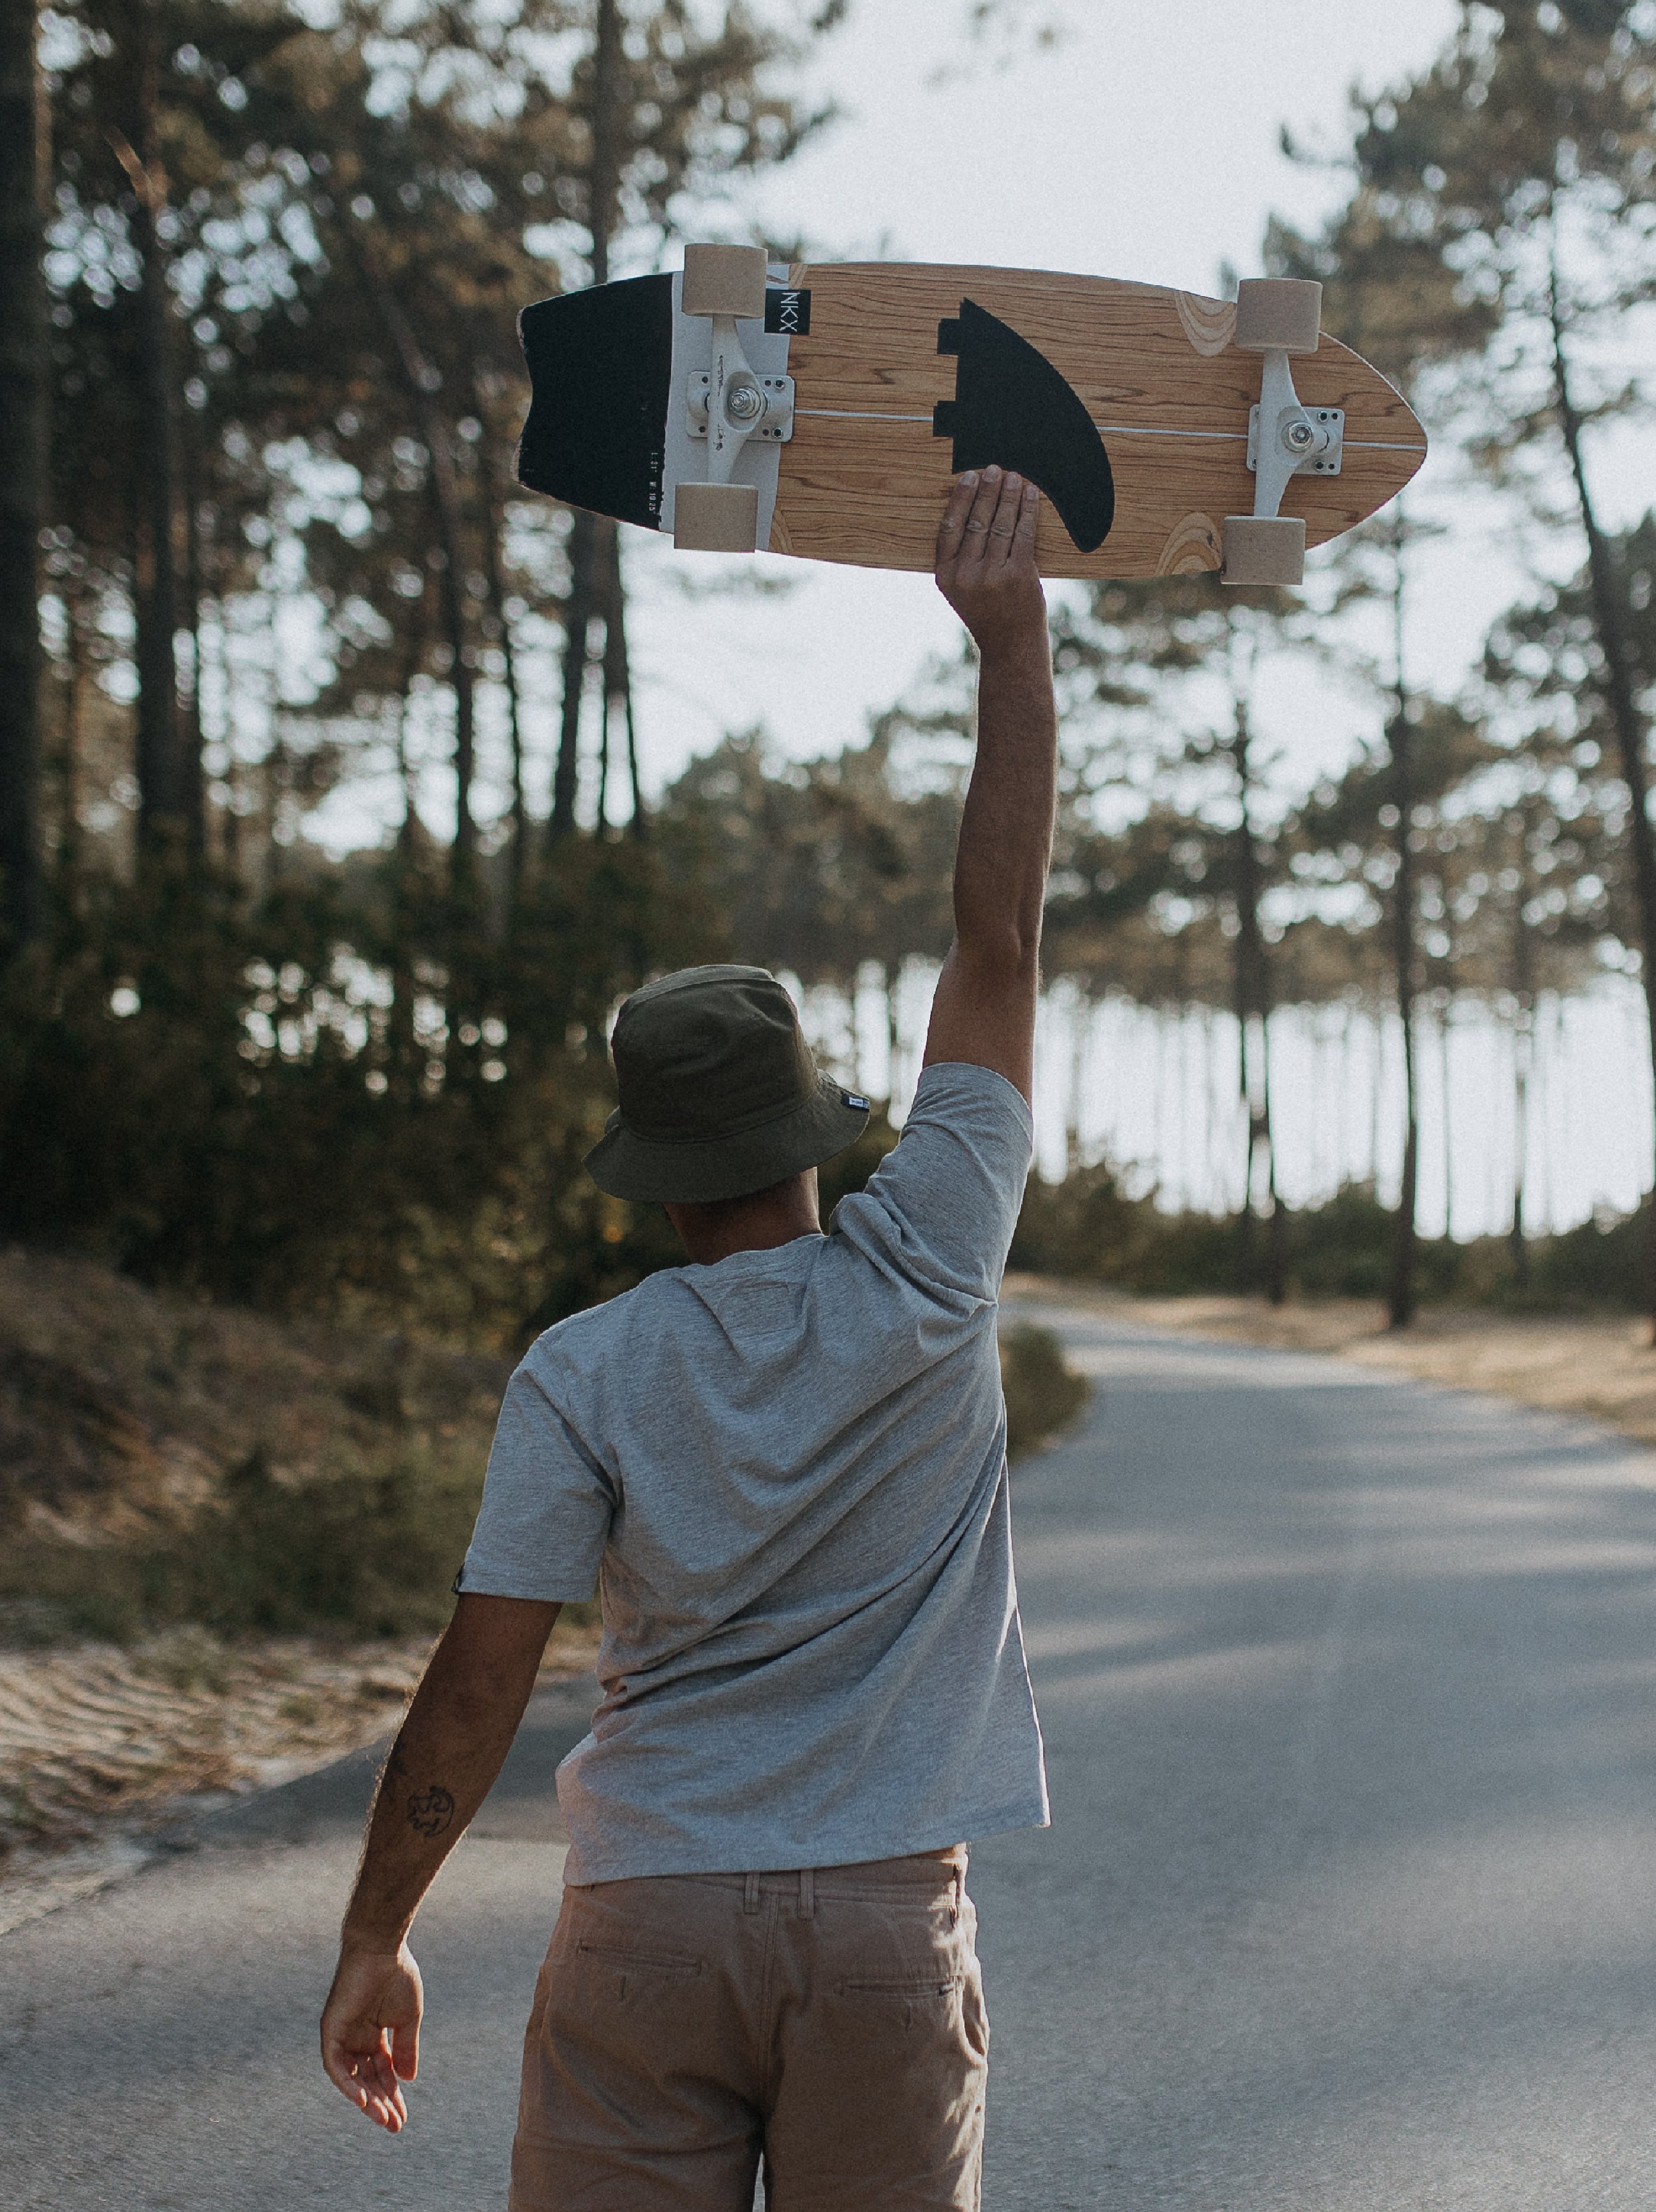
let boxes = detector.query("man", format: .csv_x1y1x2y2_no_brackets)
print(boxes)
321,461,1057,2209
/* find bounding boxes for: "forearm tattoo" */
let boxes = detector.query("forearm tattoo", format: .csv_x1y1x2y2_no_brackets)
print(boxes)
405,1783,456,1839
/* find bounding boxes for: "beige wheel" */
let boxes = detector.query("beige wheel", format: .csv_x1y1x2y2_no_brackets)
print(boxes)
681,244,768,320
1222,516,1306,587
674,482,760,553
1234,279,1322,355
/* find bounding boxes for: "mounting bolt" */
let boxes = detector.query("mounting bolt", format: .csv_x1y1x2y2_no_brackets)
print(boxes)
727,381,764,423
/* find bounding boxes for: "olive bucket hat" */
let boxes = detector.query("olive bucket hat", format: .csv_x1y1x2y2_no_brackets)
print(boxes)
584,964,871,1205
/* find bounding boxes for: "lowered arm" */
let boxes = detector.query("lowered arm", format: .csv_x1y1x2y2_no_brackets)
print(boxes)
320,1591,560,2132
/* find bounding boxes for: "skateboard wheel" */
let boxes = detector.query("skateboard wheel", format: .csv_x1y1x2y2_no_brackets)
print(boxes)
674,482,760,553
681,244,768,320
1222,516,1306,587
1234,279,1322,355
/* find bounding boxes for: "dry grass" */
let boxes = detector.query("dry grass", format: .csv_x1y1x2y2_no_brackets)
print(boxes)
0,1243,527,1646
1006,1274,1656,1456
0,1243,512,1543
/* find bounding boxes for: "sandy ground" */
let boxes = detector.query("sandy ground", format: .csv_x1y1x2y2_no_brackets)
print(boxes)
0,1615,600,1934
1007,1275,1656,1459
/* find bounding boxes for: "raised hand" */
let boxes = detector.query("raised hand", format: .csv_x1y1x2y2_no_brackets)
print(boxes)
935,465,1046,656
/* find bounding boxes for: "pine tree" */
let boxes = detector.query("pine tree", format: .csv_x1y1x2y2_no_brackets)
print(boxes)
1309,0,1656,1321
0,0,47,954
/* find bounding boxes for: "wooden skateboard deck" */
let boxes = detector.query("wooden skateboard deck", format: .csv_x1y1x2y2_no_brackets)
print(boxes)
517,261,1426,580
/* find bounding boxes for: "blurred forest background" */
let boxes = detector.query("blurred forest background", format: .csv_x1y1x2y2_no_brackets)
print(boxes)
2,0,1655,1370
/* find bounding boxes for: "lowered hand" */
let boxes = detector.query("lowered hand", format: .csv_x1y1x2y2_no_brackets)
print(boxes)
320,1940,423,2133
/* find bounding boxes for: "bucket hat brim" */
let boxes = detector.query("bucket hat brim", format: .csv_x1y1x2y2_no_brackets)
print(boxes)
584,1070,869,1205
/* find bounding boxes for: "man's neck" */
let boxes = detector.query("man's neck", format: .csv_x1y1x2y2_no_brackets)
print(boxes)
663,1173,822,1267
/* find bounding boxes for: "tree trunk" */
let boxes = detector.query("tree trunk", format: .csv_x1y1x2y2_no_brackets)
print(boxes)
0,0,45,954
180,403,206,857
1436,995,1453,1241
1551,276,1656,1337
1387,702,1420,1328
1509,869,1535,1290
1385,516,1419,1330
550,0,628,843
600,523,646,838
887,959,904,1112
587,0,623,288
595,626,612,833
1259,1008,1287,1307
118,9,184,853
346,230,475,898
551,507,598,838
471,362,527,905
388,571,428,1099
1230,697,1282,1300
1509,1007,1531,1289
1065,986,1086,1174
56,583,85,890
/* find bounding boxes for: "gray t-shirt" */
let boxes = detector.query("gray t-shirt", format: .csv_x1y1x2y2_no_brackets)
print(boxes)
458,1058,1049,1883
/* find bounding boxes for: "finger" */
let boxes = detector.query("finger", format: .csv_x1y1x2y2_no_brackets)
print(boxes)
986,471,1024,563
391,2015,420,2082
323,2036,377,2112
337,2046,405,2133
935,469,978,572
1011,479,1040,563
960,464,1003,561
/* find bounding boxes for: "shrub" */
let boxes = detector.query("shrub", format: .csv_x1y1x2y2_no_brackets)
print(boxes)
1011,1164,1650,1312
1001,1323,1090,1459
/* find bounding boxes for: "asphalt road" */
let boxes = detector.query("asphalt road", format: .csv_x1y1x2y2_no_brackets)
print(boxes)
6,1309,1656,2210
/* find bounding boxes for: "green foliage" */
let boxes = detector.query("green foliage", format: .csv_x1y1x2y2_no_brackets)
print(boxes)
657,725,959,992
0,833,726,1340
1013,1162,1654,1314
161,1440,478,1635
0,1437,481,1642
1000,1323,1090,1460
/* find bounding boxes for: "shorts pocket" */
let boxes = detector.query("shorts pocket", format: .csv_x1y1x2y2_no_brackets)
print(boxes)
575,1940,702,1980
839,1973,963,1999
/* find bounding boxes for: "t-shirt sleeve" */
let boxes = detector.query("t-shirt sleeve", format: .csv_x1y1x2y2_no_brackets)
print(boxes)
455,1355,616,1603
834,1060,1034,1307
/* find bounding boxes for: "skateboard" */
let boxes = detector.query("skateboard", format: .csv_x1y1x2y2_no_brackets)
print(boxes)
515,250,1426,586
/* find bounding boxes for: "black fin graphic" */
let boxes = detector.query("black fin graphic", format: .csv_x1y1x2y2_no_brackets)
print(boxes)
933,298,1114,553
517,274,674,528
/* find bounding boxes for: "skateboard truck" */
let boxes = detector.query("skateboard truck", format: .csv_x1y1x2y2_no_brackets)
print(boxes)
1223,279,1342,588
674,245,795,553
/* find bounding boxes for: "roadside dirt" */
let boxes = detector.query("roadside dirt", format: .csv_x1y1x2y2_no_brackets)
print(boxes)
0,1617,600,1933
1007,1275,1656,1458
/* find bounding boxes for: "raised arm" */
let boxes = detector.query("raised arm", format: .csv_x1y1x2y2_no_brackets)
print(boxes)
924,466,1057,1105
320,1591,559,2132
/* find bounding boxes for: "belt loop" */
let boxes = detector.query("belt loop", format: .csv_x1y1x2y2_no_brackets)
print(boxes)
799,1866,815,1919
951,1866,963,1926
744,1873,761,1915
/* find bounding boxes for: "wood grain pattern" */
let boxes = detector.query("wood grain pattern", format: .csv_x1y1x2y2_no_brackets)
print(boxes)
768,264,1426,579
1157,512,1224,575
1174,292,1236,357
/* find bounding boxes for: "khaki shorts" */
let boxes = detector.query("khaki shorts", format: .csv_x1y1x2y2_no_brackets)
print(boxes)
510,1852,987,2211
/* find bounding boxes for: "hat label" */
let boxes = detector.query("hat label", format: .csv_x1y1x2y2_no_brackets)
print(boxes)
844,1092,869,1110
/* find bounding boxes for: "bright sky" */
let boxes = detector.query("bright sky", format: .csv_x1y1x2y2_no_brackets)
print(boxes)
613,0,1486,801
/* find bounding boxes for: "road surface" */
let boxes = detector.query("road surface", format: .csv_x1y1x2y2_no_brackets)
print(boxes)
6,1308,1656,2209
